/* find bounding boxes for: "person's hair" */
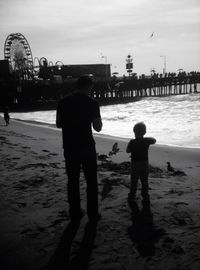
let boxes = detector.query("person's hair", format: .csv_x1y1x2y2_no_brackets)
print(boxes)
133,122,146,137
77,75,93,89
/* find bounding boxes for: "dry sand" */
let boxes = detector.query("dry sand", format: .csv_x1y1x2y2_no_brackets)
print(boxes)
0,116,200,270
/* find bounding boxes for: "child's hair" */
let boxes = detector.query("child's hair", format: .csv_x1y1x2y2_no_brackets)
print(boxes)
133,122,146,137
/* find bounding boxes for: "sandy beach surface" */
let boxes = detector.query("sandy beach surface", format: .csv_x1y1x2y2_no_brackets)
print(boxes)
0,116,200,270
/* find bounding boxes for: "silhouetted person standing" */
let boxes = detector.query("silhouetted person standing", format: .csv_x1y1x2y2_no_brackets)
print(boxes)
3,106,10,126
56,75,102,222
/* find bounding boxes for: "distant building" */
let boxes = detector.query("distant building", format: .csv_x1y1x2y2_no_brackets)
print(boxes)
0,60,10,79
39,64,111,80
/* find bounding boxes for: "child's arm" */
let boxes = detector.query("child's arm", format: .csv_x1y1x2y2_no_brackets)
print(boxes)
146,137,156,144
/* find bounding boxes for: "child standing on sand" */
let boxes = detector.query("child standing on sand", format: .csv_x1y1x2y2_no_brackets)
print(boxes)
126,122,156,202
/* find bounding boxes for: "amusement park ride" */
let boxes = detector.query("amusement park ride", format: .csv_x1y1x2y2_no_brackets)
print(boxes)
1,32,199,111
3,32,64,81
4,33,34,80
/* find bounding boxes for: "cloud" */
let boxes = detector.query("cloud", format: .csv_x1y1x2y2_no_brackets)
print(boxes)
0,0,199,74
158,7,200,25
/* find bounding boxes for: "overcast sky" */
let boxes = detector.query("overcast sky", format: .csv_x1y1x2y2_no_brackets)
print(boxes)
0,0,199,75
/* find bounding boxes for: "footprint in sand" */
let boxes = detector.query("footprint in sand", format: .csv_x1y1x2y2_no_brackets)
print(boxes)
14,176,45,189
101,177,122,200
49,218,67,228
17,202,27,208
21,226,45,237
0,136,6,141
50,153,58,156
22,146,31,149
42,198,54,208
170,211,194,226
165,189,185,196
174,202,189,207
38,155,49,160
16,163,49,170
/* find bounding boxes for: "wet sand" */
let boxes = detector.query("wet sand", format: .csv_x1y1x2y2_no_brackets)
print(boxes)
0,117,200,270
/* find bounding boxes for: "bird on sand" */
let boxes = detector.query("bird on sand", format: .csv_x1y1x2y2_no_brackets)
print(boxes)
167,161,175,172
97,154,110,162
167,161,186,176
109,142,120,156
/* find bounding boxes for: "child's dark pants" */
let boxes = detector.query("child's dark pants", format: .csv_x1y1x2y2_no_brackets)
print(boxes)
129,161,149,201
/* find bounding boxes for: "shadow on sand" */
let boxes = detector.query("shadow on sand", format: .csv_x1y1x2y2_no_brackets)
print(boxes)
127,200,165,257
46,220,97,270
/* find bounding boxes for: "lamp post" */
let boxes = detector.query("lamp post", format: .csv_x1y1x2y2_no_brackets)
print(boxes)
101,55,108,80
160,55,166,75
178,68,183,74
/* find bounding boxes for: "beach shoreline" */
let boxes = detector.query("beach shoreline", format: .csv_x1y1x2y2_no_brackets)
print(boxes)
0,116,200,270
6,116,200,150
3,91,200,150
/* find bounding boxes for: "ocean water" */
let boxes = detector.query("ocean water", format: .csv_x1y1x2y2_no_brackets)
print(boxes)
3,93,200,148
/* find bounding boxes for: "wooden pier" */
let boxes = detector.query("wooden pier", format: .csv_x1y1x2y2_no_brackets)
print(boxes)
1,72,200,111
91,72,200,105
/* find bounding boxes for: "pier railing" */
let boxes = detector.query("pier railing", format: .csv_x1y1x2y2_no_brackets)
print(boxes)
90,72,200,105
1,71,200,111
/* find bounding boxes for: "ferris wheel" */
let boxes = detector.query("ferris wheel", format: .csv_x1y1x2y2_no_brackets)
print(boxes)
4,33,34,79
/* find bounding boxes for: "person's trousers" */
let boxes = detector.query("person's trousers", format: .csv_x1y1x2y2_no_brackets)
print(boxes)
129,161,149,200
64,147,99,220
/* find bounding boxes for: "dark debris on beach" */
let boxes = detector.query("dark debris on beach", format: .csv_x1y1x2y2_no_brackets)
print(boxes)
98,160,186,179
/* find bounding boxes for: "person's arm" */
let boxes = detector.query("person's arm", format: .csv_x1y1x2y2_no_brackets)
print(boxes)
126,140,132,153
92,101,102,132
92,117,102,132
56,103,62,128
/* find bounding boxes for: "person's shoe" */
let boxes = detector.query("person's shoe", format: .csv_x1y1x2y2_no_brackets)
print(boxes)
142,194,150,203
88,213,101,224
127,192,136,205
70,210,84,222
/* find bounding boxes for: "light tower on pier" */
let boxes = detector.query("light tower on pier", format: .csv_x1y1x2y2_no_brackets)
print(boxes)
126,54,133,77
